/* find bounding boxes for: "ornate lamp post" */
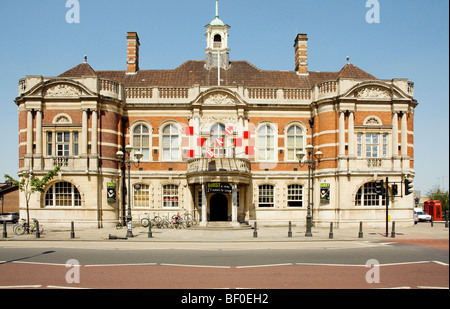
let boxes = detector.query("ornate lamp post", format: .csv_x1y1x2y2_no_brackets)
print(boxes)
116,145,143,238
297,145,323,237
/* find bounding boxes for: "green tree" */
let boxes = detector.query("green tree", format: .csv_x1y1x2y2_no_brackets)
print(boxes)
4,166,61,233
426,186,449,213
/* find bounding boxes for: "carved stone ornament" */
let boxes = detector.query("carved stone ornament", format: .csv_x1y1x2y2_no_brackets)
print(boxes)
203,93,235,105
55,116,71,124
356,87,390,99
364,117,381,125
44,84,81,97
200,115,238,132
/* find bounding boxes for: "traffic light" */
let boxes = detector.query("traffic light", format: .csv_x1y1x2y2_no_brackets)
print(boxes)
391,184,398,196
375,180,384,196
405,179,414,196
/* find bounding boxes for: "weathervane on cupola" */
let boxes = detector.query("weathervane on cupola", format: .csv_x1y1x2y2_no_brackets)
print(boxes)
205,0,230,72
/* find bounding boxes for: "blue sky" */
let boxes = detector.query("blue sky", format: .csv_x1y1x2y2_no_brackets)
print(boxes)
0,0,448,194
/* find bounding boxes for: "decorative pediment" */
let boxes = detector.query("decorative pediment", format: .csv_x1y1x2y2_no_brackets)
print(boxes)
342,81,413,101
192,88,246,107
44,84,82,97
52,113,73,124
355,86,391,99
363,116,382,126
200,114,239,132
55,115,71,124
203,93,236,105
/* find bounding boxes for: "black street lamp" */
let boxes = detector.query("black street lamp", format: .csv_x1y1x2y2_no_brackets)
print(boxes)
297,145,323,237
116,145,143,238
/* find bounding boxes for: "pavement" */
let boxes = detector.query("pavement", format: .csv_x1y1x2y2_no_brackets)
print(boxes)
1,221,448,243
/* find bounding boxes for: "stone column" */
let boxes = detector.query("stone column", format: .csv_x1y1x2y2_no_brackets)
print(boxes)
231,184,239,227
392,112,399,157
348,111,355,157
26,110,33,155
91,109,98,155
25,109,34,170
34,109,43,170
401,112,408,157
80,109,89,170
90,109,99,170
200,183,207,227
81,109,88,155
339,111,345,157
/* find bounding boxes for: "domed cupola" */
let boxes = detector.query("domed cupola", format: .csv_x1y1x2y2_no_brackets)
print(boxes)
205,0,230,70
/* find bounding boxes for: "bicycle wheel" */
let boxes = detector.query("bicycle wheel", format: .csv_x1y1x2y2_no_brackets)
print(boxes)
153,216,163,228
30,224,44,235
13,224,26,235
141,218,150,228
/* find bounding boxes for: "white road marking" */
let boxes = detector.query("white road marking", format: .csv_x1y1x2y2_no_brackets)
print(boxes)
84,263,157,267
46,285,90,289
236,263,294,268
159,263,231,269
0,285,42,289
432,261,449,266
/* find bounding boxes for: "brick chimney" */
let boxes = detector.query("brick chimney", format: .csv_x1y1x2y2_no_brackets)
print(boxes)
127,32,140,74
294,34,308,75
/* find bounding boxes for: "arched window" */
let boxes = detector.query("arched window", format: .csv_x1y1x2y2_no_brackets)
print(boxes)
355,182,387,207
287,184,303,207
213,34,222,49
44,182,81,207
162,184,179,208
210,123,227,157
134,184,150,208
257,124,275,161
258,185,274,208
162,124,180,161
286,125,304,161
133,124,150,161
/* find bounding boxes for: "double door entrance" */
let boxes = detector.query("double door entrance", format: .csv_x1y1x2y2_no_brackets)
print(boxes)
194,183,244,226
210,193,229,221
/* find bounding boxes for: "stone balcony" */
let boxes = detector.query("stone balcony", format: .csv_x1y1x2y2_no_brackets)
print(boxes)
186,157,251,185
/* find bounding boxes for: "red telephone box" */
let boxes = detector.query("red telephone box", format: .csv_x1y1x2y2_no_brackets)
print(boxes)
424,200,443,221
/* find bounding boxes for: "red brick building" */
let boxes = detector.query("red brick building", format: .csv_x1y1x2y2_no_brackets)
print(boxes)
0,183,19,214
14,4,417,229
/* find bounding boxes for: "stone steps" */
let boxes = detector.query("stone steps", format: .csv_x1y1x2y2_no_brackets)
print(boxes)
192,221,252,230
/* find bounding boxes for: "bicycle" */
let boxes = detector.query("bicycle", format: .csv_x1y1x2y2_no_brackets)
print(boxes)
116,220,124,230
141,213,163,228
181,209,197,227
172,213,187,229
13,219,44,235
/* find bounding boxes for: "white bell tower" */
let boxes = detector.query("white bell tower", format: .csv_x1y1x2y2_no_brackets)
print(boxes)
205,0,230,70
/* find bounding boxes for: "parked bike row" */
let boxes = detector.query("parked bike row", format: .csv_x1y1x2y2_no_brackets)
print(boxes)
139,211,198,230
11,218,44,236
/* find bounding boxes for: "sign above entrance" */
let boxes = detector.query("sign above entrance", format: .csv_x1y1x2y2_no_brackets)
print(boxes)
207,183,232,194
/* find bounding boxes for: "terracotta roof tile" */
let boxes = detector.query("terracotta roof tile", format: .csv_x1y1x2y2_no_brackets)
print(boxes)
59,62,97,78
337,63,376,80
59,60,377,89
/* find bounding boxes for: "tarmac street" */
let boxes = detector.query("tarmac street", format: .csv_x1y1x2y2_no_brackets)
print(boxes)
0,222,448,290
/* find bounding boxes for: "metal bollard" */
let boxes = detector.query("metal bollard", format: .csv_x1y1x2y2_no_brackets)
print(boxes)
35,220,40,239
148,221,153,238
70,221,75,239
430,218,434,227
3,221,7,238
253,222,258,238
358,221,363,239
288,221,292,238
329,222,334,239
445,211,449,228
391,221,396,238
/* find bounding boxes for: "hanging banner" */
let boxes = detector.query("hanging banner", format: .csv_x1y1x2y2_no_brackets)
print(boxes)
107,183,117,203
320,183,330,203
207,183,232,194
